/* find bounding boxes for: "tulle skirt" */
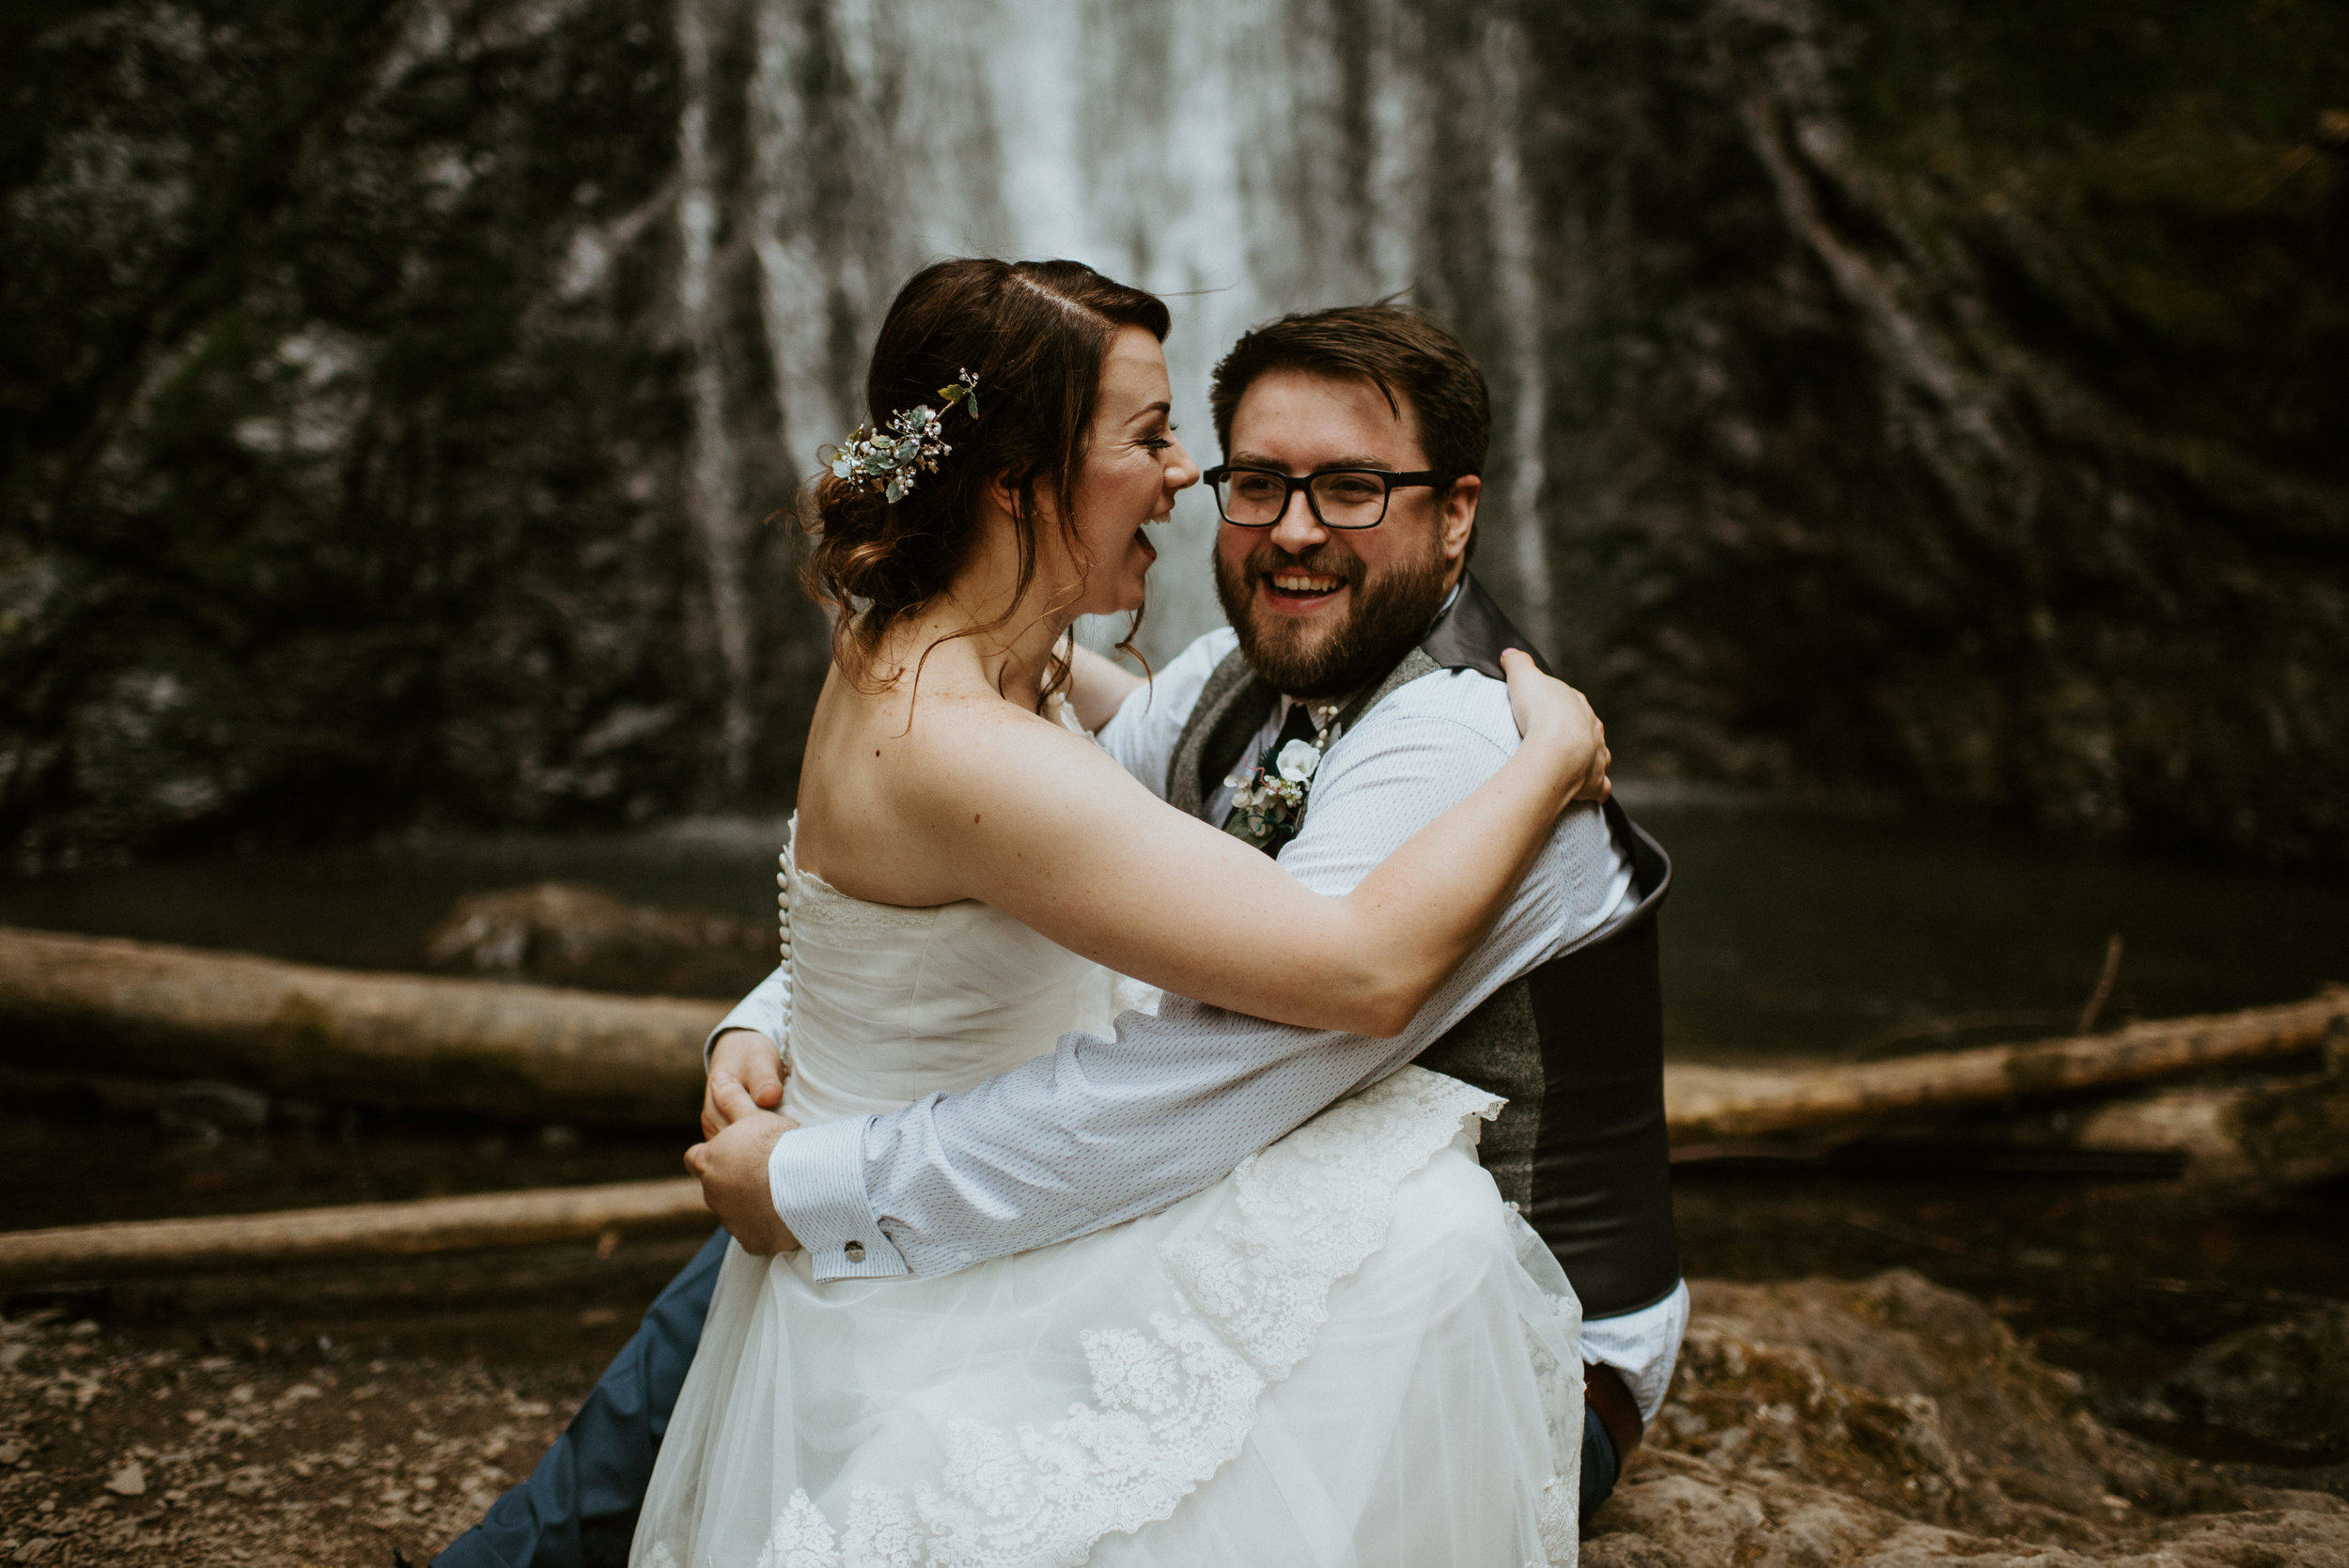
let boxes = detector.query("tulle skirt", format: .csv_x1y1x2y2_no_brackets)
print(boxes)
631,1067,1582,1568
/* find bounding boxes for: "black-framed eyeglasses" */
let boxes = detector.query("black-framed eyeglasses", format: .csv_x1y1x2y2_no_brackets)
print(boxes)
1203,465,1451,530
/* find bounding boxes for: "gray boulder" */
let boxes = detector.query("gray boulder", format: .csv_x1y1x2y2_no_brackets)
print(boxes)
2159,1306,2349,1462
1588,1269,2349,1566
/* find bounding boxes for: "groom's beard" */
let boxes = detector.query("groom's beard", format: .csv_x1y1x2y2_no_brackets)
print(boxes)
1214,534,1450,699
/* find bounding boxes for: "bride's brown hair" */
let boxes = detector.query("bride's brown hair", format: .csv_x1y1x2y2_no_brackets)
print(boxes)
801,258,1172,693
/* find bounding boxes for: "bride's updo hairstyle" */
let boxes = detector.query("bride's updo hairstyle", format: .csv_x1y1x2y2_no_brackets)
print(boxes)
802,258,1172,689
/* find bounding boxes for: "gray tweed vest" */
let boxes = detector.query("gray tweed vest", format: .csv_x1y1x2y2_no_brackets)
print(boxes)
1169,573,1680,1318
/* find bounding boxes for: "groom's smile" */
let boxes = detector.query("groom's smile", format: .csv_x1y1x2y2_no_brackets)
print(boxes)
1262,563,1351,608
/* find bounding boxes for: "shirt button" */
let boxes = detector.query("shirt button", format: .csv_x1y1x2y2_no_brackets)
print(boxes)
957,1250,974,1265
844,1241,866,1263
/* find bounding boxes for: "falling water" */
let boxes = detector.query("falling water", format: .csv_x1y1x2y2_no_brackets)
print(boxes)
677,0,758,788
702,0,1560,664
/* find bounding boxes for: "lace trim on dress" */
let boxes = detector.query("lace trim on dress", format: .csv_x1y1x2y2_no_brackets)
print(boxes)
701,1065,1577,1568
1528,1299,1585,1566
789,860,950,932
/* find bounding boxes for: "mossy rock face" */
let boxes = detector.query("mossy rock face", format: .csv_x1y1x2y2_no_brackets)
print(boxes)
1519,0,2349,868
1,0,820,864
4,0,2344,866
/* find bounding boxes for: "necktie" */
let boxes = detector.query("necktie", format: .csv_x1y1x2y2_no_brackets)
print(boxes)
1220,701,1322,855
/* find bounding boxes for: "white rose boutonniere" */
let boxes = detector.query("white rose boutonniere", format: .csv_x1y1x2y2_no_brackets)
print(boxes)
1222,706,1342,854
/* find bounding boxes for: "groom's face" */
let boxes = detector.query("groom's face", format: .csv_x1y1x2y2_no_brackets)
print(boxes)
1213,369,1482,698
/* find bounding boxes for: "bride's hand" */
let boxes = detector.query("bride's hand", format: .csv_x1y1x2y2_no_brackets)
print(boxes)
687,1072,801,1255
1500,648,1610,805
704,1028,786,1141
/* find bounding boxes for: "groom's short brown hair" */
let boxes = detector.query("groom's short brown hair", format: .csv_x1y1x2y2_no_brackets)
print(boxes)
1206,303,1490,487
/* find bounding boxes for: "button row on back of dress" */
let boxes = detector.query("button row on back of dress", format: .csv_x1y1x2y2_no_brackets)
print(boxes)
776,847,793,969
776,832,795,1072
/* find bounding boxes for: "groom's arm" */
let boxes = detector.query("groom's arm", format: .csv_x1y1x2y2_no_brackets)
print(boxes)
768,672,1633,1280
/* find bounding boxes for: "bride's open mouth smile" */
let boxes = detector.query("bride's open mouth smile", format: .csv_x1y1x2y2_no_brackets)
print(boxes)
1133,511,1172,563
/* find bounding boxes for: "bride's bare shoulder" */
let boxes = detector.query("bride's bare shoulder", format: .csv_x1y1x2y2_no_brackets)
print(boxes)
801,680,1141,905
891,685,1123,811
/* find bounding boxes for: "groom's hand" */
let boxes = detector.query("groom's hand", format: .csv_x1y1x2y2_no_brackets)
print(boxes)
685,1071,801,1255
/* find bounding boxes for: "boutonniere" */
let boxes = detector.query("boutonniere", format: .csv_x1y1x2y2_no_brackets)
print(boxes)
1223,706,1342,851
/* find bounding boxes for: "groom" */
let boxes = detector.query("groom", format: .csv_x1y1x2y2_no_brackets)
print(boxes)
437,304,1684,1568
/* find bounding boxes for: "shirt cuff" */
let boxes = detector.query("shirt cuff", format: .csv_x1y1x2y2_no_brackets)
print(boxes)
766,1114,908,1280
1579,1278,1689,1421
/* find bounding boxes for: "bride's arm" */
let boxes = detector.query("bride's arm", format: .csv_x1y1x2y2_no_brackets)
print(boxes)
902,651,1606,1038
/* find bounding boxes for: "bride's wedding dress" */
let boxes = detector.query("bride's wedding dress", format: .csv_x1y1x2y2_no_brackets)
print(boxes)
632,844,1585,1568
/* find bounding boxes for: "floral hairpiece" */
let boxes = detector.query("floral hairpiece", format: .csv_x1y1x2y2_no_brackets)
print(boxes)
821,369,981,503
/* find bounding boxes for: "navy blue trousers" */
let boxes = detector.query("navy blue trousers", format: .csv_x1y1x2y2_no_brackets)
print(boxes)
436,1229,1624,1566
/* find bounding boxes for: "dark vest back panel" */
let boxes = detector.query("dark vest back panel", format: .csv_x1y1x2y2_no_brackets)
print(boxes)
1176,574,1681,1319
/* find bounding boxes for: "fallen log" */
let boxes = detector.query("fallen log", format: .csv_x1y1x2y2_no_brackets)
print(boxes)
4,925,2341,1148
1665,989,2349,1146
10,1067,2341,1287
0,926,719,1126
1,932,2342,1281
1681,1070,2349,1186
2063,1069,2349,1188
0,1179,710,1284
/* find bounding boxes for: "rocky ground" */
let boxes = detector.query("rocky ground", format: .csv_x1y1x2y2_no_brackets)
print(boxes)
0,1310,583,1566
1595,1272,2349,1568
4,1268,2344,1567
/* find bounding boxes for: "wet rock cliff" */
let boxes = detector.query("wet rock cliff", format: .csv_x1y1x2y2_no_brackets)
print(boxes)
3,0,2342,866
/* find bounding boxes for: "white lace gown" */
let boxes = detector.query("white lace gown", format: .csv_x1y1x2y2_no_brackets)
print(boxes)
631,851,1585,1568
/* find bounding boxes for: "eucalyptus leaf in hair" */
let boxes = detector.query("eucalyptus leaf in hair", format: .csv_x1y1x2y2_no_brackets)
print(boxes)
824,369,983,503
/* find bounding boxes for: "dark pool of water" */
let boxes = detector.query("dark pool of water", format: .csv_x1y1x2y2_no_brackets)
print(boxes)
3,798,2341,1065
1634,798,2349,1064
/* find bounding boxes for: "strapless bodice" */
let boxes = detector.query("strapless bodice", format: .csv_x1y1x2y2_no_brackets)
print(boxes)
777,847,1153,1126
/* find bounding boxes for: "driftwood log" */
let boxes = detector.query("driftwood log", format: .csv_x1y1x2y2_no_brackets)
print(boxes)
0,1180,710,1283
1664,989,2349,1148
2,927,2342,1282
0,926,719,1126
8,1073,2343,1284
2038,1068,2349,1188
3,926,2341,1140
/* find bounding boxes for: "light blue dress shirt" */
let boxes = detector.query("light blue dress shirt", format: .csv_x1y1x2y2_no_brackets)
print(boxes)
715,627,1688,1412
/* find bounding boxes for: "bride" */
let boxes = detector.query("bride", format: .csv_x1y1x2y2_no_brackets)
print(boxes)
632,259,1609,1568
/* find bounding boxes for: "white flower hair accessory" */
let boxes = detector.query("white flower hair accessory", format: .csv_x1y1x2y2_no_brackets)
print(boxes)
820,369,981,504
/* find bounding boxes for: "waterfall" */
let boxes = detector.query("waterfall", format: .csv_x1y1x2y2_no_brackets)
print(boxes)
677,0,758,788
726,0,1557,664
